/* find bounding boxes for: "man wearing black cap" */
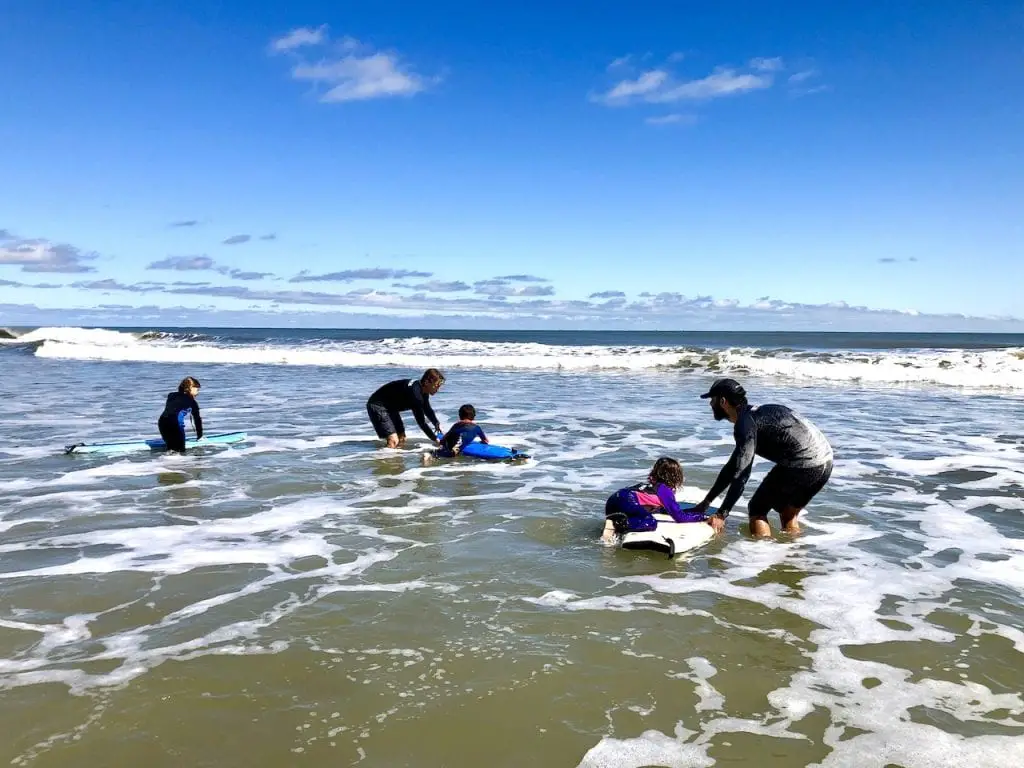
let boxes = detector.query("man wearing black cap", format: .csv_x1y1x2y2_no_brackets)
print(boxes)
691,378,833,536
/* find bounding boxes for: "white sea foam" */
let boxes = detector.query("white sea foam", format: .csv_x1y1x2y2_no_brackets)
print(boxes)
22,328,1024,389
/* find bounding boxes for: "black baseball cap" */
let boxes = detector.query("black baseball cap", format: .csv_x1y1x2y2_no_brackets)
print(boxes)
699,378,746,400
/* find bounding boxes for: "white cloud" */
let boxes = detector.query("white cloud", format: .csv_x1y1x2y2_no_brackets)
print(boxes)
49,279,1024,332
645,113,697,126
148,255,216,271
272,27,433,103
292,52,428,102
607,55,633,71
789,68,818,83
270,25,328,53
0,235,97,273
654,68,772,102
599,70,669,103
594,63,775,106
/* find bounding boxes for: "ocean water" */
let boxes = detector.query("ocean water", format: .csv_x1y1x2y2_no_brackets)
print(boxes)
0,326,1022,767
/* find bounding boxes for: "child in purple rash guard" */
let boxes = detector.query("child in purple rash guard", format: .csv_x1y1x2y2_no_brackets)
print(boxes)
604,457,707,536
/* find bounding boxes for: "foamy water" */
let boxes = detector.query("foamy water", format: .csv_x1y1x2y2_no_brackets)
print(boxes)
0,332,1021,766
7,325,1024,389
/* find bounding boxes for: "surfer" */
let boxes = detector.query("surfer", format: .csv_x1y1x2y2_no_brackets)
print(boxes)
690,378,833,536
158,376,203,453
366,368,445,449
602,457,706,542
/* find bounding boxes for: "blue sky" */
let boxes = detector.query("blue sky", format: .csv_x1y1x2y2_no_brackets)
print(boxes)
2,0,1023,330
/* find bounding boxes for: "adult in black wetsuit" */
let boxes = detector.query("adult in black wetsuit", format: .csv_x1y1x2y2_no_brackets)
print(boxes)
691,378,833,537
366,368,445,448
158,376,203,453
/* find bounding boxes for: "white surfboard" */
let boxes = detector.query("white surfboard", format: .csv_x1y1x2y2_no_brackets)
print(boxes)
618,512,716,558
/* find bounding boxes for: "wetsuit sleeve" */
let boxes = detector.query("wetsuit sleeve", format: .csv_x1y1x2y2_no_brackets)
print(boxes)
423,396,441,432
441,424,459,452
474,425,488,444
657,484,708,523
701,413,757,518
656,483,683,515
189,395,203,439
410,384,439,440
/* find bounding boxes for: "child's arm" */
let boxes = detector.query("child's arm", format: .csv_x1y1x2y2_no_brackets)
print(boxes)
190,397,204,439
441,424,460,452
656,484,706,523
476,425,489,444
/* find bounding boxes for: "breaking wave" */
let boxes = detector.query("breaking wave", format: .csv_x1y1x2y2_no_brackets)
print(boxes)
8,326,1023,390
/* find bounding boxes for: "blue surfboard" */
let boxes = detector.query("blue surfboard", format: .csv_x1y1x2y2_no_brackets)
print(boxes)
65,431,248,455
459,442,530,461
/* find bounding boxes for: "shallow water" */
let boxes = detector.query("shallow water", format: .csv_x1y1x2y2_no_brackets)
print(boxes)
1,332,1022,767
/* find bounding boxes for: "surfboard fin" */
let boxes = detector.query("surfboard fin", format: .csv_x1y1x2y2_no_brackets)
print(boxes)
665,537,676,559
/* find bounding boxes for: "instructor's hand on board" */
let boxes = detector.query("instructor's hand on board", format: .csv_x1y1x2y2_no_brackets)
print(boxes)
707,515,726,534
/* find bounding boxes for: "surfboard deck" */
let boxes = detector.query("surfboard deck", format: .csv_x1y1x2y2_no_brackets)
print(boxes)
65,431,248,455
460,442,530,461
619,509,718,558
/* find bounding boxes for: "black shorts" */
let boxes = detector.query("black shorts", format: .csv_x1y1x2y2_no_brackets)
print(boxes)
748,460,832,517
366,401,405,439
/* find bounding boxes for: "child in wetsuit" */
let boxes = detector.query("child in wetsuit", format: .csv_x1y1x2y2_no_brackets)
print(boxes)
423,404,488,463
603,457,706,541
158,376,203,453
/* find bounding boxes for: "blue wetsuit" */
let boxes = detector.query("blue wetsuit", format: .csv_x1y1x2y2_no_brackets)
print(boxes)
436,421,488,457
157,391,202,452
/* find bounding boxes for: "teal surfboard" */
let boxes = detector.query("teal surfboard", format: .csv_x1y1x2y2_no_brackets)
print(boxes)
64,431,248,455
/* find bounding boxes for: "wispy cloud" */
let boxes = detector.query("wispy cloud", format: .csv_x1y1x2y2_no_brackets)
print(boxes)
60,279,1023,332
222,234,251,246
474,279,555,297
788,67,829,96
590,290,626,299
593,55,779,107
72,278,149,293
274,27,434,103
493,274,549,283
259,233,277,241
148,255,216,271
0,233,97,273
789,69,818,83
228,269,275,281
147,255,274,280
645,113,697,126
393,280,471,292
169,219,199,228
607,55,634,71
269,25,328,53
878,257,920,264
0,277,61,289
290,268,433,283
750,57,784,72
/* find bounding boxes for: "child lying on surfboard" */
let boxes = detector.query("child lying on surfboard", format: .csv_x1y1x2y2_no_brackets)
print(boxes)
422,404,489,464
602,457,707,542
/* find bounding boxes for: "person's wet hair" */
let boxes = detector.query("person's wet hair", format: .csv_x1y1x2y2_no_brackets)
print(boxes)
178,376,201,394
459,404,476,420
421,368,445,388
650,457,684,489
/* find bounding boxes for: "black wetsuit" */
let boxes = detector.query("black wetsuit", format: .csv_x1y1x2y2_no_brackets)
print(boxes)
702,404,833,519
366,378,441,441
158,392,202,452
